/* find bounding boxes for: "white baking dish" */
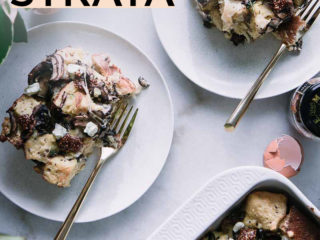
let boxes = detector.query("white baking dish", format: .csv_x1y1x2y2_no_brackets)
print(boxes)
147,166,320,240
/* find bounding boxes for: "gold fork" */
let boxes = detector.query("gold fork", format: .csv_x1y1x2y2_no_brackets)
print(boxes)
224,0,320,131
54,102,138,240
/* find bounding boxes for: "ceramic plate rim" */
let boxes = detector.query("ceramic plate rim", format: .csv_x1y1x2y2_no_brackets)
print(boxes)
0,21,174,223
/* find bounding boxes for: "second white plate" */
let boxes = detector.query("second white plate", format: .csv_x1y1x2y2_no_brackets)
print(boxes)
152,1,320,99
0,22,174,223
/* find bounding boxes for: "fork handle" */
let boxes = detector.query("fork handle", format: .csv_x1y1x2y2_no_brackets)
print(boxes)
54,161,104,240
224,43,287,131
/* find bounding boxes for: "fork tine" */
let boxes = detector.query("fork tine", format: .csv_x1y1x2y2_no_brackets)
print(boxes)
305,4,320,27
112,103,128,131
109,101,122,124
120,108,138,146
302,0,319,20
110,101,126,126
117,106,133,135
298,0,314,17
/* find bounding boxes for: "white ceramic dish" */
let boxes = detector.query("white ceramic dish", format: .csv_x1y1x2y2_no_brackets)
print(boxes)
148,166,320,240
152,1,320,99
0,22,174,223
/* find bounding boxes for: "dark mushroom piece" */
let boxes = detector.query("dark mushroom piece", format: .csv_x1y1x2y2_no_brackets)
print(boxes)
32,105,55,135
202,232,216,240
32,160,45,174
196,0,210,8
28,58,53,85
87,74,110,103
27,54,66,98
28,59,52,98
50,54,65,81
230,32,246,46
138,76,150,88
7,110,17,134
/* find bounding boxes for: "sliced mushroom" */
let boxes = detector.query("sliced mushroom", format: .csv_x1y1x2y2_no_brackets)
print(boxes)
28,59,53,85
32,105,55,135
138,76,150,88
27,54,66,97
50,54,65,81
7,110,17,134
28,54,66,82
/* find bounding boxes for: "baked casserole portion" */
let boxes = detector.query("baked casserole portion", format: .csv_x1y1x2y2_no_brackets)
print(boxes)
0,47,148,187
201,191,320,240
195,0,306,50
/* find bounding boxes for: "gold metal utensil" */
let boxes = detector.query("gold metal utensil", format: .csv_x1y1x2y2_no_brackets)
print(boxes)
225,0,320,131
54,102,138,240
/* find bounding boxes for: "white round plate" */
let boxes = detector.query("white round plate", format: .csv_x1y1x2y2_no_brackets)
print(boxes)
0,22,173,223
152,1,320,99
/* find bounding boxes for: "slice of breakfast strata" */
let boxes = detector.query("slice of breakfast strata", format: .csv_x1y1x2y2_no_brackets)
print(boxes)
0,47,147,187
195,0,306,49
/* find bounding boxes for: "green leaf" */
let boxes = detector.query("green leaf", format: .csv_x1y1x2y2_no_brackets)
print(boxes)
1,0,18,23
0,5,13,64
13,12,27,43
3,1,11,14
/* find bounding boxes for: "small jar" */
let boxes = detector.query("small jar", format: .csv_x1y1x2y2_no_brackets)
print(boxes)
290,77,320,141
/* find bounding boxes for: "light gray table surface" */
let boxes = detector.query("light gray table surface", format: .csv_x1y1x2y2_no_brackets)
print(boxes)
0,8,319,240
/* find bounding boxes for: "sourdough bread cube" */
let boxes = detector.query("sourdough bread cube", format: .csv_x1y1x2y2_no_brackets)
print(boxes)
219,0,248,33
250,2,275,38
53,81,91,116
13,95,42,117
244,191,287,231
43,156,85,187
24,134,58,163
